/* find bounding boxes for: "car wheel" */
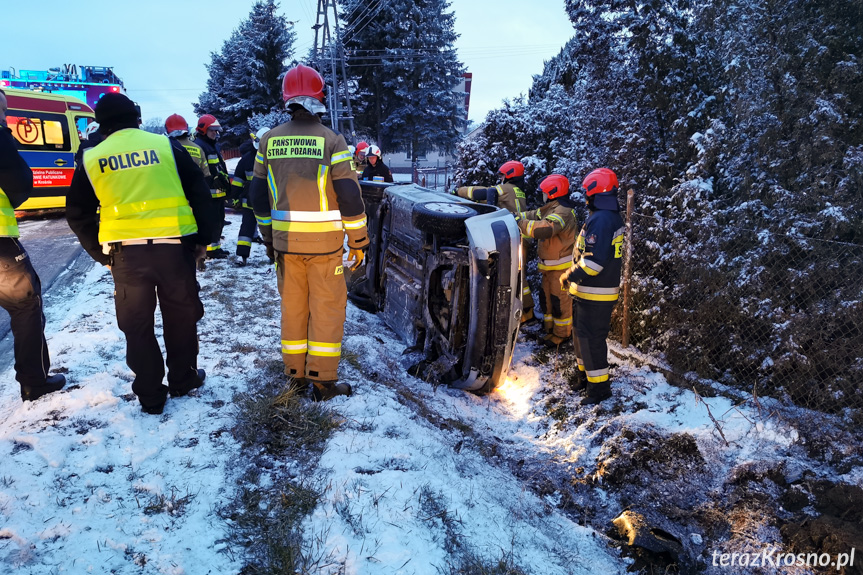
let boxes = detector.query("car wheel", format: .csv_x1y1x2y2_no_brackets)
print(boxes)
412,202,478,239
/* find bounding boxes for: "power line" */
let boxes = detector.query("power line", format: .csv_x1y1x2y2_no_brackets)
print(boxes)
342,0,383,43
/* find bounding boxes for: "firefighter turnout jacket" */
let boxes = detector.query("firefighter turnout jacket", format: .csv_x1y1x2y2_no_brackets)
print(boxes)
194,134,228,198
566,209,625,302
455,182,525,215
172,135,211,180
517,198,577,271
230,140,255,208
251,111,368,255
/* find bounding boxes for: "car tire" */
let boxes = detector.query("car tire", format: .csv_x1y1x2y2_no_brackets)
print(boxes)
412,202,478,239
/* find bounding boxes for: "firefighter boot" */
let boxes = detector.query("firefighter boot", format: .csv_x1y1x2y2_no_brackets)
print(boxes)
580,381,612,406
21,374,67,402
311,380,353,402
568,370,587,393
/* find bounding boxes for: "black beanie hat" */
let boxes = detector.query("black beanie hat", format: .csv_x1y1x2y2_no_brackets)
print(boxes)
95,93,139,127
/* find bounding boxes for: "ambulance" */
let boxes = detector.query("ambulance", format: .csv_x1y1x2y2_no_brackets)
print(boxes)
4,88,95,209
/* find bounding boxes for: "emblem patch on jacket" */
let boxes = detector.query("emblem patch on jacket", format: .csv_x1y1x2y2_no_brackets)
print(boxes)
335,265,344,275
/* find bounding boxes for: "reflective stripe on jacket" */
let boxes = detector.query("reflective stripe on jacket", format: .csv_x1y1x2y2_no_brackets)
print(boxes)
0,190,19,237
83,129,197,243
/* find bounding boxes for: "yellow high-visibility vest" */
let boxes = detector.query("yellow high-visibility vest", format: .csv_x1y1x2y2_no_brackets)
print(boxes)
83,129,197,243
0,189,19,238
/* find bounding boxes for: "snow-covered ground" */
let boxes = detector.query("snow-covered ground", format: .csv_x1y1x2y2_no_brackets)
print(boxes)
2,184,860,573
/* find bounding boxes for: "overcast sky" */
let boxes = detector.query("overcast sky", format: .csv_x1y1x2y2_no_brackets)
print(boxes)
1,0,574,128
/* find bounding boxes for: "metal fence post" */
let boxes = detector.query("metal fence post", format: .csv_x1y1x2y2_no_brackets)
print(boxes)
621,189,635,348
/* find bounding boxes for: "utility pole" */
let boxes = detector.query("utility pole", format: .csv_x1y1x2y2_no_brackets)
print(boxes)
313,0,355,139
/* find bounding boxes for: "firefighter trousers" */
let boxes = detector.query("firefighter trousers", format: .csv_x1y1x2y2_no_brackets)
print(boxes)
0,238,50,387
571,299,615,383
539,270,573,338
207,197,226,252
236,205,257,258
111,244,204,408
276,251,346,382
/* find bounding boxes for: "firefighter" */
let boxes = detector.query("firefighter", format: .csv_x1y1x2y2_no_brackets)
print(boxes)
560,168,625,405
194,114,231,259
360,145,394,182
516,174,577,346
0,88,66,401
454,161,535,323
230,127,270,265
353,141,369,174
166,114,210,180
250,64,368,402
66,93,217,415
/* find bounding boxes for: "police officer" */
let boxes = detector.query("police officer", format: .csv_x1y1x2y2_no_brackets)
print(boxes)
516,174,577,346
250,64,368,402
455,161,535,323
230,127,269,265
66,93,217,415
560,168,625,405
0,88,66,401
194,114,231,259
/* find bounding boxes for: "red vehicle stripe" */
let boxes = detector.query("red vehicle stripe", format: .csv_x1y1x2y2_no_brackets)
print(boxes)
6,94,67,113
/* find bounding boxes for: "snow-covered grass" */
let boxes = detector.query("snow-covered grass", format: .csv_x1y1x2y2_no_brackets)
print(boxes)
2,205,861,574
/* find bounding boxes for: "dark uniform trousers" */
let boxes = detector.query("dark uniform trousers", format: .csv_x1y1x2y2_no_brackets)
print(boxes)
110,243,203,406
572,300,615,382
236,204,257,259
0,238,50,386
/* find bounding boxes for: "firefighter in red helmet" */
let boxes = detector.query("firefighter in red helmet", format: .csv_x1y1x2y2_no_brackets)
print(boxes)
249,64,368,401
454,160,535,323
516,174,577,346
166,114,210,180
353,141,369,174
194,114,231,259
560,168,625,405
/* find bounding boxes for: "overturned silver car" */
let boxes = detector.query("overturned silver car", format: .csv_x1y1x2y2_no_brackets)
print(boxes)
349,182,522,394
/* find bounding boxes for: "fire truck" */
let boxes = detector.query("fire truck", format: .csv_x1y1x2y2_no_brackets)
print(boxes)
1,64,124,109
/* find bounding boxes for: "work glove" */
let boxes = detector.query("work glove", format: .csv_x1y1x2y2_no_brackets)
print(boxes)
265,243,275,263
215,173,231,193
348,247,365,271
559,271,571,291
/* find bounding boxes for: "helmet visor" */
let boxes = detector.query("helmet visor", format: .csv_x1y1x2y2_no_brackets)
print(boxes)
285,95,327,115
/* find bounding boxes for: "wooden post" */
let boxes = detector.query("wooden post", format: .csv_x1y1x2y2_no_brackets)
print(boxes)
621,189,635,348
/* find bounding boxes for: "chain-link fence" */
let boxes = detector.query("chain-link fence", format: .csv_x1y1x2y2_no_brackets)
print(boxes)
611,197,863,424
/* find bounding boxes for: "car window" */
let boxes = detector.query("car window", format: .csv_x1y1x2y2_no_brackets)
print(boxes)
6,110,71,152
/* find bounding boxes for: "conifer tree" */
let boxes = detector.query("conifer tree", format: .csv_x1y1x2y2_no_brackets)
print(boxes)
195,0,296,139
341,0,465,157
